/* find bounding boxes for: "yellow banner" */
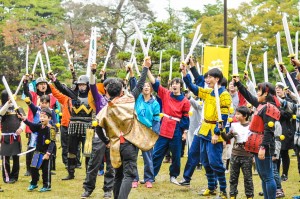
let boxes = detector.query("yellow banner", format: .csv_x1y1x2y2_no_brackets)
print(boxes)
203,46,230,80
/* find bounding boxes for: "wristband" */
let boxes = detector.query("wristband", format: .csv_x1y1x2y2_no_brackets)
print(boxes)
46,152,51,156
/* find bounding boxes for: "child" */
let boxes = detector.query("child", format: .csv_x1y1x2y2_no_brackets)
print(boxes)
24,95,58,174
0,90,24,184
19,108,55,192
220,106,254,199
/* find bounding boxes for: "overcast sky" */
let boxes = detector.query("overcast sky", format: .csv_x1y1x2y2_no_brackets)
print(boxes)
150,0,252,20
71,0,251,20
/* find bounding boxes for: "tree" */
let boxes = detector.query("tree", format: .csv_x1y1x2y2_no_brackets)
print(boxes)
62,0,154,71
0,0,65,87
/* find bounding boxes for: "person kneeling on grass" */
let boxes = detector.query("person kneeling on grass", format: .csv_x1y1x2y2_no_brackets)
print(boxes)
18,108,55,192
220,106,254,199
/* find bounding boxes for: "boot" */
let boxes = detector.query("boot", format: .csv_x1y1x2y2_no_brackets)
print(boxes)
62,158,75,180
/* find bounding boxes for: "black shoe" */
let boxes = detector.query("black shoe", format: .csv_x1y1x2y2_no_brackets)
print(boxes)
179,179,190,186
76,165,82,169
7,179,16,184
259,192,264,196
281,174,288,181
196,164,202,170
62,175,74,180
24,171,31,176
81,191,91,198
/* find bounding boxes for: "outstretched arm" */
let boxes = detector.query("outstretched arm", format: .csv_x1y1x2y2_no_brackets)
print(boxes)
233,77,259,108
48,73,77,100
131,58,151,100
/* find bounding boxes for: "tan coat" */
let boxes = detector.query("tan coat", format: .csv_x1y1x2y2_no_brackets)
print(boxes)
96,94,159,168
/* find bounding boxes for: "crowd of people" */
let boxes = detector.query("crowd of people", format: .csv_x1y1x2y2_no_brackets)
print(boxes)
0,55,300,199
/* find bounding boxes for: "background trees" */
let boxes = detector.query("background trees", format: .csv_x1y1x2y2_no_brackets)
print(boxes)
0,0,299,89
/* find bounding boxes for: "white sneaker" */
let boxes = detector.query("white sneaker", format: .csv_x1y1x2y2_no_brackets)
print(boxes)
225,170,229,174
170,176,180,185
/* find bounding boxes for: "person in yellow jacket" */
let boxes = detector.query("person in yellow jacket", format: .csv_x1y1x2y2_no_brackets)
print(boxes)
181,60,231,199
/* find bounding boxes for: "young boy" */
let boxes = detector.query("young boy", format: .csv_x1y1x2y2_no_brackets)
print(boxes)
182,60,231,198
19,108,56,192
220,106,254,199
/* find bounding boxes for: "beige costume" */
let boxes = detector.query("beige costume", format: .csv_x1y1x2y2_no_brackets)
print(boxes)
96,94,158,168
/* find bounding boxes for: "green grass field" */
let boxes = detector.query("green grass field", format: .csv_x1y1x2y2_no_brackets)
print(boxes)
0,99,299,198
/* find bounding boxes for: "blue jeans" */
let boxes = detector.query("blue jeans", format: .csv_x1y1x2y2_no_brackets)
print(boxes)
183,135,201,182
153,128,182,178
272,160,281,190
134,149,154,182
254,155,276,199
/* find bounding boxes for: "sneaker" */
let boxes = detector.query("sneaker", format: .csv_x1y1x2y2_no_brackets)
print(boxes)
62,175,74,180
215,192,227,199
276,189,285,198
103,191,112,198
24,171,31,176
201,188,217,196
179,179,190,186
132,181,138,188
27,184,38,191
51,171,56,175
98,170,104,176
225,170,229,174
253,170,258,175
81,190,92,198
170,176,180,185
281,174,288,181
0,188,3,192
259,192,264,196
139,180,145,184
145,181,153,188
39,187,51,192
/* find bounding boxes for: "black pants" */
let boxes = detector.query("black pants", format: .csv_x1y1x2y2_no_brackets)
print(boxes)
2,155,20,182
83,137,115,193
229,155,254,197
277,149,290,176
295,146,300,174
26,133,34,174
61,126,69,165
67,133,89,176
114,141,138,199
61,126,81,166
31,158,51,188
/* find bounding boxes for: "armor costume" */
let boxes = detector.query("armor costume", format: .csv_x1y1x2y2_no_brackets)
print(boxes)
235,81,280,199
0,91,23,183
246,103,280,153
53,75,92,180
196,86,231,141
183,72,232,195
